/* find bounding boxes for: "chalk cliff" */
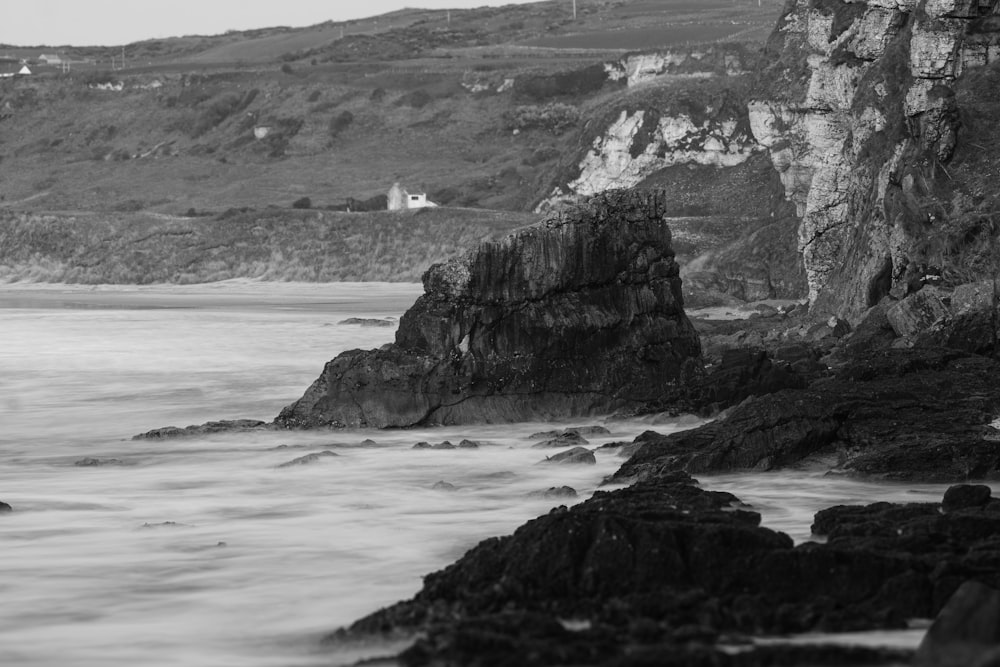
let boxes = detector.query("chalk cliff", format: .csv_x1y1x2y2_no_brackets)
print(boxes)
751,0,1000,320
276,191,702,428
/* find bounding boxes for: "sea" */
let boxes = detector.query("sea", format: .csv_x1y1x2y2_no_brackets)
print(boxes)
0,281,952,666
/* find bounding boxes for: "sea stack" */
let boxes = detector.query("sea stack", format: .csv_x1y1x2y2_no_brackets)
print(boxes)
276,190,702,428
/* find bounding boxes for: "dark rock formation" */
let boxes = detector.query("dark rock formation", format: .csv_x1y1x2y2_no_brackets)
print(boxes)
133,419,269,440
916,581,1000,667
74,457,126,467
684,348,809,415
413,441,456,450
528,486,578,499
276,191,702,428
337,317,396,327
333,476,1000,665
532,432,590,449
615,348,1000,483
277,450,339,467
544,447,596,465
0,501,11,513
432,481,458,492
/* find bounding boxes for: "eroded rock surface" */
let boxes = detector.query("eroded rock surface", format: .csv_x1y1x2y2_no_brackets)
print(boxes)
751,0,1000,320
332,476,1000,665
616,348,1000,483
276,191,702,428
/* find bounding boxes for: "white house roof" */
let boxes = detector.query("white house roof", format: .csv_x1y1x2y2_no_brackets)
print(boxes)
18,65,31,75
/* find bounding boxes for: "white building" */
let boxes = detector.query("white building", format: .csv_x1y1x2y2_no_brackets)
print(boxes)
38,54,63,65
387,182,438,211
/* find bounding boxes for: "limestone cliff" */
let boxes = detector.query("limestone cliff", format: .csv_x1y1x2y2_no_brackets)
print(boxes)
751,0,1000,320
543,87,760,205
275,191,702,428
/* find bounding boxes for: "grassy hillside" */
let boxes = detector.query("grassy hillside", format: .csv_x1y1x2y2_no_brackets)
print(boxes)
0,207,535,283
0,0,783,218
0,0,790,290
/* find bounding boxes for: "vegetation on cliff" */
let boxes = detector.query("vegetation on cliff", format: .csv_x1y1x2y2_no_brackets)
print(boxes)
0,208,533,283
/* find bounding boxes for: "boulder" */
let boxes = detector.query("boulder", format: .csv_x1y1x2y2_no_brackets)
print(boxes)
75,457,125,467
133,419,268,440
544,447,596,465
564,426,611,436
528,486,578,499
684,347,808,414
532,432,590,449
337,318,395,327
0,501,11,512
277,450,339,467
942,484,993,512
432,481,458,492
885,288,951,338
275,191,702,428
916,581,1000,667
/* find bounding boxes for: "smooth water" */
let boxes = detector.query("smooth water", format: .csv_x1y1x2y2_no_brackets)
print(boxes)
0,282,704,667
0,282,959,665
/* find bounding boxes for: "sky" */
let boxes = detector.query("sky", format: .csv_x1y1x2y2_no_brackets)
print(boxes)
1,0,545,47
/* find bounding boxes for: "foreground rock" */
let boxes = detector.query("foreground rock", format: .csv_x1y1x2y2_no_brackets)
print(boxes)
276,191,702,428
616,347,1000,483
332,477,1000,665
0,501,11,513
916,581,1000,667
133,419,269,440
276,451,339,467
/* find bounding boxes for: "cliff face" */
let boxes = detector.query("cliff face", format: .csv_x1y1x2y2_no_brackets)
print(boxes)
276,191,702,428
751,0,1000,319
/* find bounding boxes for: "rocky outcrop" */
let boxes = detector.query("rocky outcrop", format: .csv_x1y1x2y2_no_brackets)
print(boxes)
331,476,1000,665
564,109,759,198
545,100,760,206
751,0,1000,320
605,45,754,87
276,191,702,428
615,347,1000,483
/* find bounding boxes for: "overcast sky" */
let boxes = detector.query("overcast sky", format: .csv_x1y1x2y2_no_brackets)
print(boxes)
1,0,544,47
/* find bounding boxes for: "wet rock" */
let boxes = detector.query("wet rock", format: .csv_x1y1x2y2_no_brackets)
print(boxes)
916,581,1000,667
277,450,339,467
359,439,378,447
771,342,818,365
942,484,993,513
544,447,596,465
528,486,578,499
826,303,898,365
141,521,183,528
529,430,562,440
532,432,590,449
413,441,456,450
74,457,125,467
482,471,517,480
458,439,482,449
684,348,808,415
885,287,951,338
432,481,458,492
276,191,702,428
616,348,1000,483
333,480,993,665
565,425,611,436
0,501,11,512
337,317,395,327
133,419,268,440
